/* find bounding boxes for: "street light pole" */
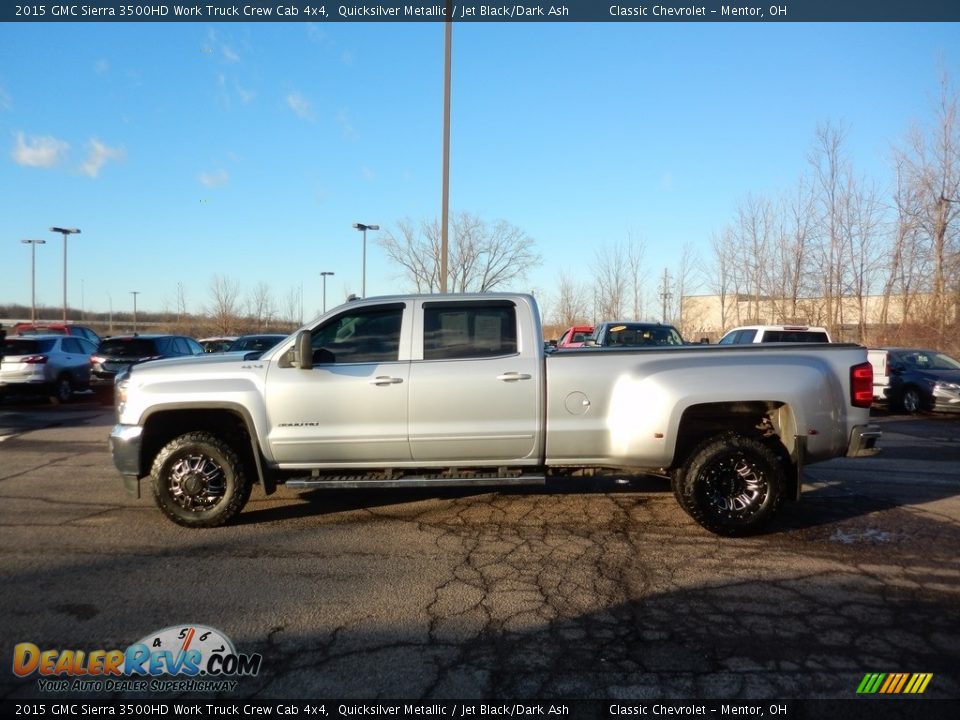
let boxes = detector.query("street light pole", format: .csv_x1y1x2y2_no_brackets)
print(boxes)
130,291,140,333
50,226,81,322
352,223,379,298
21,239,46,322
320,271,335,313
441,8,452,293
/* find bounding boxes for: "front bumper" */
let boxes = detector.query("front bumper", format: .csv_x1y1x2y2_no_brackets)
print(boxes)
846,423,881,457
109,424,143,497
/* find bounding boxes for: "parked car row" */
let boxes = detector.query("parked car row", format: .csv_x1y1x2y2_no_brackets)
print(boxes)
1,324,289,404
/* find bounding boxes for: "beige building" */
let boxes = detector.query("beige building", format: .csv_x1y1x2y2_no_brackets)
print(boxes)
680,293,953,343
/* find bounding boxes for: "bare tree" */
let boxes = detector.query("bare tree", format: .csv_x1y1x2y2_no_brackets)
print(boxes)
377,212,541,293
284,286,302,327
671,241,700,332
551,272,591,328
206,274,242,335
247,282,276,332
706,229,735,331
591,242,629,320
893,70,960,344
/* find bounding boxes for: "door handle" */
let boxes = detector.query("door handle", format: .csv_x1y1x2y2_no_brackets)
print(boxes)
370,376,403,386
496,372,532,382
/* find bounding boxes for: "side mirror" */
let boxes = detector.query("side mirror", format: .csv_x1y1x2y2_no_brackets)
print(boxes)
295,330,313,370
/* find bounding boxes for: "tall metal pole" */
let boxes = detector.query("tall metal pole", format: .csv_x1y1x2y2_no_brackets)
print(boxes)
130,291,140,333
320,271,334,313
50,227,81,322
352,223,379,298
21,239,46,323
440,8,452,293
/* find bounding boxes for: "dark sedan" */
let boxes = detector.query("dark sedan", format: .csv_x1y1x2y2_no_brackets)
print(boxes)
90,334,203,402
226,334,287,353
875,348,960,413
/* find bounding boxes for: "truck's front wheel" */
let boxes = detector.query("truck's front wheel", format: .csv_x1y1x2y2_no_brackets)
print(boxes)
150,432,251,528
672,433,785,536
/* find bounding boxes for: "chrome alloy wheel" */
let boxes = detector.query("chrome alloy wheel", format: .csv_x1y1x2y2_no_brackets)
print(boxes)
700,451,767,518
167,453,227,512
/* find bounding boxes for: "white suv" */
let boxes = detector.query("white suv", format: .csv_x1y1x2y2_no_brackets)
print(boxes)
718,325,831,344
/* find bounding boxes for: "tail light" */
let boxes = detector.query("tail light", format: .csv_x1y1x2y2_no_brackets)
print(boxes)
22,355,48,364
850,362,873,408
91,355,105,364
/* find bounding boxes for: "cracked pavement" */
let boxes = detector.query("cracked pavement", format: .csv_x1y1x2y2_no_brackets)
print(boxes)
0,403,957,701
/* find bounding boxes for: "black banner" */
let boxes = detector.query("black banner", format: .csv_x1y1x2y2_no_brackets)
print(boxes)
2,699,960,720
4,0,960,23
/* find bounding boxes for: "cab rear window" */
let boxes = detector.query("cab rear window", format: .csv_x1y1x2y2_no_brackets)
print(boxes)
762,331,829,342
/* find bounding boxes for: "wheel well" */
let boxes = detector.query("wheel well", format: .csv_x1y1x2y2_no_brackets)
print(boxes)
140,409,267,491
674,401,797,497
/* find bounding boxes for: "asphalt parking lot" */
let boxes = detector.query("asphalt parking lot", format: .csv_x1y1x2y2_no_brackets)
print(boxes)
0,396,957,707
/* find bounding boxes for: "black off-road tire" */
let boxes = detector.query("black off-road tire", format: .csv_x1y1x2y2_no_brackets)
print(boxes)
150,432,252,528
671,432,785,537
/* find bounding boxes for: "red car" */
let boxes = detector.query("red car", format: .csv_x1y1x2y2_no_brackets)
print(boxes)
556,325,595,348
12,322,101,346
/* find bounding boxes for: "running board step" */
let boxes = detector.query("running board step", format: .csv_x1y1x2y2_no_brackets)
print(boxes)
285,474,547,490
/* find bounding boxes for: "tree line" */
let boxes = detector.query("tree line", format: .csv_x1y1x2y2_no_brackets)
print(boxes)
6,73,956,353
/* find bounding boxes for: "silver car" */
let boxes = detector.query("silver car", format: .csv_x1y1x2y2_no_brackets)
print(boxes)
0,334,97,403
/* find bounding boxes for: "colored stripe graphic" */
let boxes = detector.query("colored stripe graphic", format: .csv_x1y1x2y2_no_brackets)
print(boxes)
857,673,933,694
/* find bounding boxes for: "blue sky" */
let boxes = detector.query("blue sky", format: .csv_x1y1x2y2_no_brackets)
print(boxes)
1,20,958,318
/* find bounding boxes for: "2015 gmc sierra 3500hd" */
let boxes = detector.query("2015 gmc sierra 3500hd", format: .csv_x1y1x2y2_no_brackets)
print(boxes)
110,293,880,536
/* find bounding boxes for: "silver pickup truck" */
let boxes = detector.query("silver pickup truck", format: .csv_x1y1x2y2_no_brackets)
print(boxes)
110,293,880,535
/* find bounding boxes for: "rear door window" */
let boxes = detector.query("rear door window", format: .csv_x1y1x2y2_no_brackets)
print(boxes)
422,301,517,360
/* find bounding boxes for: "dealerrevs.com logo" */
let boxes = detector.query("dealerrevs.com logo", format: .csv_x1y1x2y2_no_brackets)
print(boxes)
13,625,262,693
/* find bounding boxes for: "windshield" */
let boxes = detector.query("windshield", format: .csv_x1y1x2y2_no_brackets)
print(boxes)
897,351,960,371
603,324,685,347
229,336,284,352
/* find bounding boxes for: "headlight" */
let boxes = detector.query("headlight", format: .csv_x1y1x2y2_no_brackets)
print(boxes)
115,368,131,408
934,381,960,392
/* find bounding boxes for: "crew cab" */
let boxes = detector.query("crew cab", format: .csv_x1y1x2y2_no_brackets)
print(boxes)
110,294,879,536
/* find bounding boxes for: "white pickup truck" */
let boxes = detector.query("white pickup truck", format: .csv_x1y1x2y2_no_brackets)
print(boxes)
110,293,880,536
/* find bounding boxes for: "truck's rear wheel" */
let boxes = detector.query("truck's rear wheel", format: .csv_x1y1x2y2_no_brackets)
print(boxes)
672,432,784,536
150,432,251,528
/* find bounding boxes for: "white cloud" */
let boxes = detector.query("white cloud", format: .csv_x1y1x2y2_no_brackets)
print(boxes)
336,109,356,138
12,132,69,168
222,45,240,63
236,83,255,105
199,169,229,187
286,91,314,120
0,85,13,110
94,58,110,75
360,165,376,182
81,138,125,178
